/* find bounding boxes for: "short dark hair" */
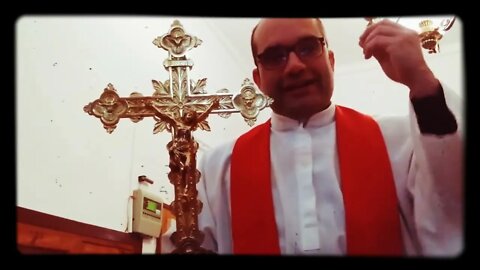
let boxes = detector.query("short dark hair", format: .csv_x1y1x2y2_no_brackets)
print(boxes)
251,23,260,66
250,18,327,67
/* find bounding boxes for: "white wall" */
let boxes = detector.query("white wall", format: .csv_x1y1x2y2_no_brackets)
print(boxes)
16,16,463,252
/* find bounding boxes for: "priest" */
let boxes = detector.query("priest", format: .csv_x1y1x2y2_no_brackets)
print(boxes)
197,18,463,256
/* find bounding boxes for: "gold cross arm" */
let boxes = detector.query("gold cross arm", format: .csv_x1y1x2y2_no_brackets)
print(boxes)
83,78,272,134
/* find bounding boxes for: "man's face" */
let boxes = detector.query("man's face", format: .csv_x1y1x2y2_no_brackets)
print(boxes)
252,19,335,121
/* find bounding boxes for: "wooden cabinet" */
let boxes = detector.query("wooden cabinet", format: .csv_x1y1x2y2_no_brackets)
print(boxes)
17,207,142,254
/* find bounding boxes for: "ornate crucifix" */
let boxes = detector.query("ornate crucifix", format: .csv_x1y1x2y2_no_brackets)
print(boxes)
83,20,272,253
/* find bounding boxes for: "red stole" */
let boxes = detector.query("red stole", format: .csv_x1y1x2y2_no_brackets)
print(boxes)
230,105,404,255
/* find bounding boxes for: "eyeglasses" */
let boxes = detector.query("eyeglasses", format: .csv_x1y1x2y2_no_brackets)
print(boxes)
256,36,326,70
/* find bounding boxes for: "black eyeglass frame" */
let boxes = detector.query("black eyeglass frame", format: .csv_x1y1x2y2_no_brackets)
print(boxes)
255,36,327,70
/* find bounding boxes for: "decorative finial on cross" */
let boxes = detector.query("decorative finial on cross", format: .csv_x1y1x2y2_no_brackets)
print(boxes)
153,20,202,57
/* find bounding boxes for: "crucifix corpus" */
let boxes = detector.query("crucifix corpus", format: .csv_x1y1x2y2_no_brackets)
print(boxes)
83,20,272,254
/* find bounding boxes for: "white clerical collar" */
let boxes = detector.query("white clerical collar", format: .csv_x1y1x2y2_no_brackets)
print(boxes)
271,103,336,131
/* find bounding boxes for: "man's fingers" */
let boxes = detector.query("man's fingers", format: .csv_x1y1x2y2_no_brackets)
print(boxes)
362,35,395,60
359,19,402,47
359,25,400,49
